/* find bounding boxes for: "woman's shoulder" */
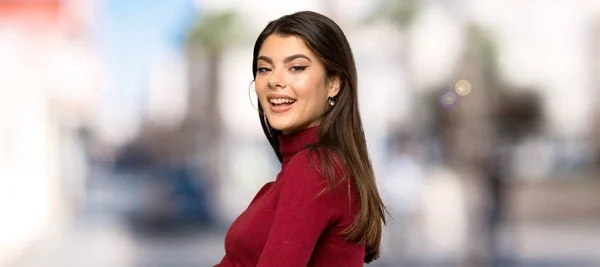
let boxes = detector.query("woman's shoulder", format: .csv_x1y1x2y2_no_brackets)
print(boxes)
283,147,358,220
286,147,346,177
282,148,352,201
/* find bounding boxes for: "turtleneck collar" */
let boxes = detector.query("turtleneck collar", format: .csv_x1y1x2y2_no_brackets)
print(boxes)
278,126,319,163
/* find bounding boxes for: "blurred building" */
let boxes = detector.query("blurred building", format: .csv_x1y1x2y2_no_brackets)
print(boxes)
0,1,63,265
0,1,100,265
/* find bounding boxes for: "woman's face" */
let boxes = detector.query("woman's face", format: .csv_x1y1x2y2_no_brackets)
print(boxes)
255,34,339,134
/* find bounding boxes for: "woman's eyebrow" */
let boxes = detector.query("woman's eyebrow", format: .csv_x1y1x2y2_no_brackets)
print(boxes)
283,54,311,63
257,55,273,64
257,54,312,64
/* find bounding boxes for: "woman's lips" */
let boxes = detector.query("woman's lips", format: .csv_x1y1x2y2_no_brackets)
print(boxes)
269,101,295,113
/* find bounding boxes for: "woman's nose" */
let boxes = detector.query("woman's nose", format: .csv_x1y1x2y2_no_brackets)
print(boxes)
267,68,287,89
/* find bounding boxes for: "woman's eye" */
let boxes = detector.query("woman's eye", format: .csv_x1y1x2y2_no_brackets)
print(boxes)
290,66,307,72
257,67,271,73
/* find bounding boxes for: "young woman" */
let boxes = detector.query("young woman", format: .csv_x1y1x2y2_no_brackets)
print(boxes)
216,11,387,267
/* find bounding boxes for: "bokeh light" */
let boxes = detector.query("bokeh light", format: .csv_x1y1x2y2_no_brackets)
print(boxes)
454,79,472,96
439,88,459,109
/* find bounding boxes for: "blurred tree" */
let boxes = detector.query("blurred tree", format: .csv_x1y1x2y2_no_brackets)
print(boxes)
428,23,543,267
368,0,422,28
187,10,241,125
185,10,242,190
428,23,544,167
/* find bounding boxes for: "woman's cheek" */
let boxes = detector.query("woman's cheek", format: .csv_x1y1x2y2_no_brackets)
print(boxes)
259,98,270,111
254,83,268,109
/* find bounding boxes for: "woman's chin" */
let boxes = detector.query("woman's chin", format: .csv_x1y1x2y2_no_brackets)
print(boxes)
269,121,318,135
265,113,316,134
268,121,294,133
267,119,300,134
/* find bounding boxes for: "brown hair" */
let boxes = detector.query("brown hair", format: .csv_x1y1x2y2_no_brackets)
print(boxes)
252,11,387,263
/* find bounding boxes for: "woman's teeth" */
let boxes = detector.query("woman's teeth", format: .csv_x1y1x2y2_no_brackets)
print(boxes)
270,98,296,105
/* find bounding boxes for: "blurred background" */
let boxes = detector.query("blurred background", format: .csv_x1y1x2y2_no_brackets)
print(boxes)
1,0,600,266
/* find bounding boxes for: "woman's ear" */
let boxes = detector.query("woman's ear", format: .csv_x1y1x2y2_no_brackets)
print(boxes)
328,76,341,97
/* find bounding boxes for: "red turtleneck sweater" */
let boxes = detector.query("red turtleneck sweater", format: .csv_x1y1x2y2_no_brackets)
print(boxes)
216,127,364,267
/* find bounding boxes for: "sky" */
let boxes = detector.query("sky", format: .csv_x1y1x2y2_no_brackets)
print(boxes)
94,0,197,140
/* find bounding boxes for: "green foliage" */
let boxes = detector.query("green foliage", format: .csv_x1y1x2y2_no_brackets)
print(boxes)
366,0,423,28
187,11,241,54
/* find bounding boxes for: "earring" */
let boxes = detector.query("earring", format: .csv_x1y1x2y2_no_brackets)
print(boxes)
248,80,261,113
328,97,335,106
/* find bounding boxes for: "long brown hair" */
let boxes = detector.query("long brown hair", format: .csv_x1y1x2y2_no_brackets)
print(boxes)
251,11,387,263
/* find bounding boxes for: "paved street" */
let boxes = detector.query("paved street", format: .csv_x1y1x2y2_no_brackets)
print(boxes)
11,213,600,267
12,215,226,267
10,175,600,267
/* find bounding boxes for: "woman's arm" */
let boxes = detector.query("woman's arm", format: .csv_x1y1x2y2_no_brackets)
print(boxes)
256,150,344,267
